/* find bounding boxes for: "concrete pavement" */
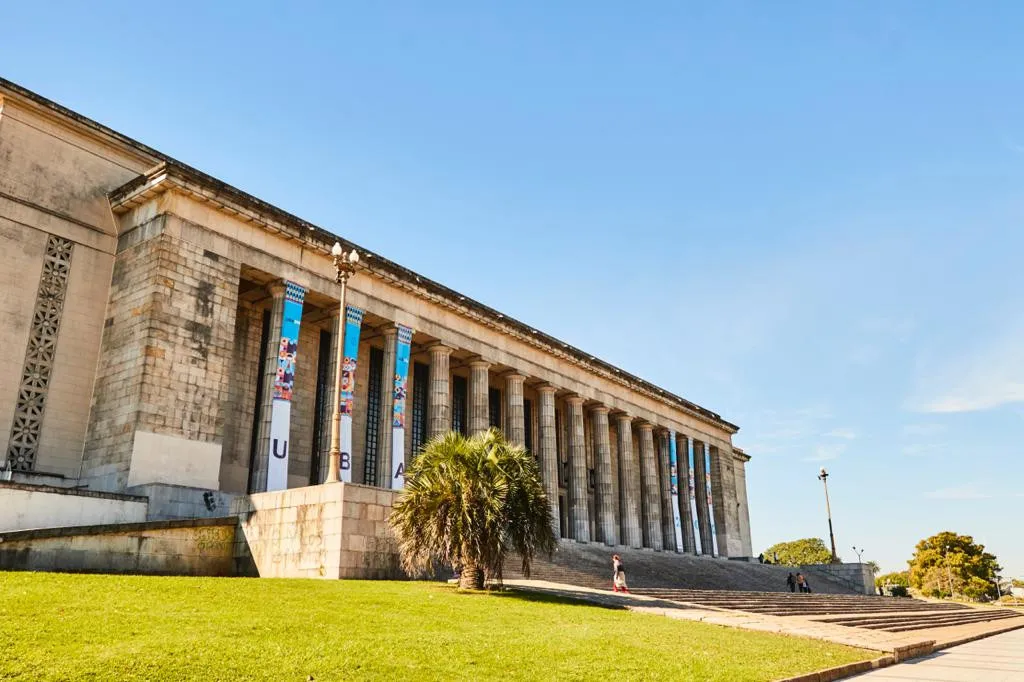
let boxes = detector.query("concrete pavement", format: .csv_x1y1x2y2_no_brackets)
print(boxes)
850,627,1024,681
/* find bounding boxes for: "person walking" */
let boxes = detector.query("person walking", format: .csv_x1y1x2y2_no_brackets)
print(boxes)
612,554,630,594
786,573,796,593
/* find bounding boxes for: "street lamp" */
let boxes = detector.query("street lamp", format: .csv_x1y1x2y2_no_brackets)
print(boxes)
325,241,359,484
852,546,864,562
818,468,838,563
945,544,955,599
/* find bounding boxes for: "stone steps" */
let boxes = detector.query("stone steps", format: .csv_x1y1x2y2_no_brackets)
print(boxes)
506,541,861,594
823,610,1023,632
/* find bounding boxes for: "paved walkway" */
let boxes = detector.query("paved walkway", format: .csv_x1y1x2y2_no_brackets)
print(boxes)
850,627,1024,680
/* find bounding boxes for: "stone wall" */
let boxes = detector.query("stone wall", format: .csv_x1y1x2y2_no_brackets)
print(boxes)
0,482,147,532
81,225,240,491
125,483,240,522
233,482,402,579
0,517,236,576
802,562,875,595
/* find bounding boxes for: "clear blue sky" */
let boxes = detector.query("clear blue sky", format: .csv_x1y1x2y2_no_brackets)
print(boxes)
4,2,1021,577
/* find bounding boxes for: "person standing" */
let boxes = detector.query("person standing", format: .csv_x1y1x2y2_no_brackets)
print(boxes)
786,573,796,593
612,554,630,594
796,573,806,593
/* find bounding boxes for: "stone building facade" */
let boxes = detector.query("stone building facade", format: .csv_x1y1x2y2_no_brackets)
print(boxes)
0,78,753,559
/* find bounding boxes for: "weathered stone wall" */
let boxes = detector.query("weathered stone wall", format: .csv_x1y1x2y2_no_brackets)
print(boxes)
233,483,402,579
81,225,240,491
219,301,264,494
0,482,147,532
125,483,240,522
710,445,742,558
802,562,875,596
0,517,236,576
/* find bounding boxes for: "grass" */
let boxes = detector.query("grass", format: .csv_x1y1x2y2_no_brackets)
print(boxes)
0,573,873,681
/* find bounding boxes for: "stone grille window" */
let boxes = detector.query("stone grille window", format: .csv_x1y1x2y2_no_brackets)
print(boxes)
451,375,467,435
363,346,384,485
488,387,502,430
410,361,429,457
6,235,74,472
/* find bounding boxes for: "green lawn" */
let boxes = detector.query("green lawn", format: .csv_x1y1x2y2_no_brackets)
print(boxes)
0,573,872,681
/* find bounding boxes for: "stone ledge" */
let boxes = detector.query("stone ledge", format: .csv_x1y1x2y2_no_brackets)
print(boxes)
0,481,148,503
777,655,894,682
0,516,236,542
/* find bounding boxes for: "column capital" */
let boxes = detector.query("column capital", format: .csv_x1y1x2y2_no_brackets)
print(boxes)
379,324,399,338
427,343,453,355
468,358,491,370
588,404,609,415
267,280,287,297
536,383,558,395
564,394,585,406
637,421,655,433
613,412,633,425
502,370,527,382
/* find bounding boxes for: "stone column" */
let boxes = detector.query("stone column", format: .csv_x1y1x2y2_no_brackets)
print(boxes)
375,326,397,488
733,451,753,557
565,396,589,542
590,406,616,545
427,344,452,439
677,433,697,554
615,414,642,548
249,282,286,494
638,423,662,550
537,384,560,538
468,360,490,435
316,309,341,484
709,444,741,558
693,440,714,555
503,372,526,447
656,429,676,552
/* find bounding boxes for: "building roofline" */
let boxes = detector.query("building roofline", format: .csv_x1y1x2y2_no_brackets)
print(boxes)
2,76,739,434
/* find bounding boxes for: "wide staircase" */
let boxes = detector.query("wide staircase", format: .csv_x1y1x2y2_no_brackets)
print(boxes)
505,541,861,594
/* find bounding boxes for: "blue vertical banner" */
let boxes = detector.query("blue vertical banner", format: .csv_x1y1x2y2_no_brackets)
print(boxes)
390,325,414,489
338,305,364,483
267,281,305,492
668,431,684,553
705,449,719,557
688,438,702,555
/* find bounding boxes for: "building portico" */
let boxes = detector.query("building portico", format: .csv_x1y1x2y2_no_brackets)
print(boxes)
0,78,753,564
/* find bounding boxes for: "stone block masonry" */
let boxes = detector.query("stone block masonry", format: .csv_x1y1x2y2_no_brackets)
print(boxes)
233,482,402,579
81,222,240,491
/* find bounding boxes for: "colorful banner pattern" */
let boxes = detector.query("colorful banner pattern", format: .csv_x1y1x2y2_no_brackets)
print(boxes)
390,325,413,489
338,305,364,483
267,281,305,492
705,449,719,557
688,438,702,555
668,431,684,553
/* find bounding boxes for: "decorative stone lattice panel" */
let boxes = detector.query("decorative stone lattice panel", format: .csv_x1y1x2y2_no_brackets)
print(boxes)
5,235,74,471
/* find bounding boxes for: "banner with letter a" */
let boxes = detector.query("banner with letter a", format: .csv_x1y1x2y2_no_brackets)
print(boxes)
688,438,702,555
390,325,414,489
338,305,364,483
267,281,305,492
668,431,684,553
705,449,719,557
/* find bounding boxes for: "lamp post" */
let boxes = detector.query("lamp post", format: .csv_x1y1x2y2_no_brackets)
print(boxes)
818,468,838,563
852,546,864,562
325,241,359,484
945,544,955,599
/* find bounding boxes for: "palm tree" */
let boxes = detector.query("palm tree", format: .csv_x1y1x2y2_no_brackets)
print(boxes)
389,428,556,590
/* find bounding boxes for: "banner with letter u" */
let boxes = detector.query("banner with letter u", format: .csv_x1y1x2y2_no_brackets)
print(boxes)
267,281,305,492
705,449,719,557
390,325,414,489
338,305,364,483
668,431,684,553
688,438,702,555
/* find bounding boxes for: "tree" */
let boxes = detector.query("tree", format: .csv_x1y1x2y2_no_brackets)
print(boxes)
866,561,880,576
762,538,834,566
1012,578,1024,589
907,531,1001,601
875,571,910,589
389,428,556,590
